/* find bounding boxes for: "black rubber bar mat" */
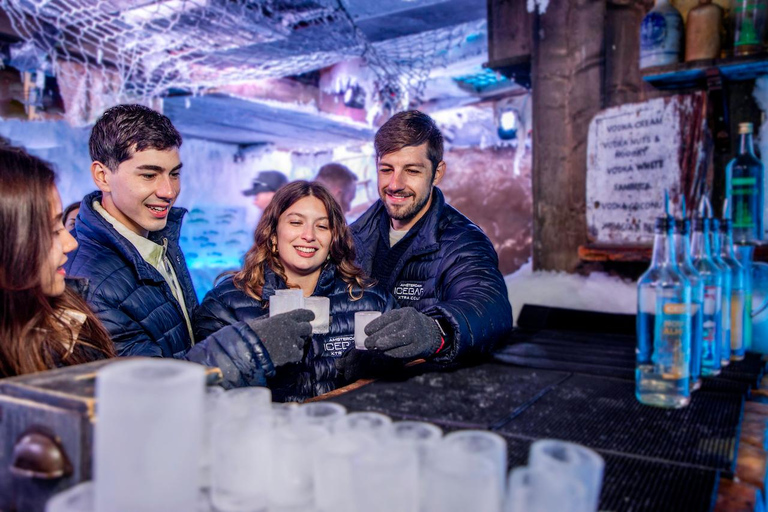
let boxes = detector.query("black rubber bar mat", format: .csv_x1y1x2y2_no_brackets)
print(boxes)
328,363,570,430
516,304,636,336
499,433,719,512
718,352,766,387
496,374,744,475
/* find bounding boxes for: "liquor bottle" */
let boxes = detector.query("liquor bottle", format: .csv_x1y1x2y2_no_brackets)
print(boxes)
637,217,692,408
691,216,723,376
710,218,732,365
685,0,724,61
719,219,748,360
674,219,704,390
726,123,765,244
674,219,704,389
640,0,684,69
732,0,768,56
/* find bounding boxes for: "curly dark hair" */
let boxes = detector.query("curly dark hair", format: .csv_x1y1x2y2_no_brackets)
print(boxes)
233,181,369,301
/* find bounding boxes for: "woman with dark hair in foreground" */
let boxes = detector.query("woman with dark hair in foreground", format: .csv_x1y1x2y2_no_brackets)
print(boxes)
0,146,114,377
195,180,397,401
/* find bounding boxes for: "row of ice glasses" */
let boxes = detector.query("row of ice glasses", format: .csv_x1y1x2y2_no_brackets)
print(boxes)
202,387,604,512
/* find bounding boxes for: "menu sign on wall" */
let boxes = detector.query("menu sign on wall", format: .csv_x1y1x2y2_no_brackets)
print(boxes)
586,96,701,244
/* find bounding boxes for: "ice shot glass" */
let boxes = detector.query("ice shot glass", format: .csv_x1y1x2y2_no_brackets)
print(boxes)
354,311,381,350
305,296,330,334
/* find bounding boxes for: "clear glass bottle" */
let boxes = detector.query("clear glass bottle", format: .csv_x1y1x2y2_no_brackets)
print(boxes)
719,219,748,360
640,0,684,68
726,123,765,244
675,219,704,390
691,217,723,376
710,218,732,365
637,217,692,408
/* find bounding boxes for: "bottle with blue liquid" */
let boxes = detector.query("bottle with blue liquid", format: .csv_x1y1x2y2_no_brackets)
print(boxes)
690,217,722,376
637,216,691,408
718,218,748,360
674,218,703,390
710,218,732,366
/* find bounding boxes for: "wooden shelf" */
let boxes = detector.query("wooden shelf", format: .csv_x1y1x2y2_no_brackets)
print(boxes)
578,244,652,262
580,243,768,263
642,53,768,90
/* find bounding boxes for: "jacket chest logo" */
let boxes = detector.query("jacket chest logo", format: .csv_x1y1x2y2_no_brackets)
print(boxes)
393,281,425,302
324,335,353,357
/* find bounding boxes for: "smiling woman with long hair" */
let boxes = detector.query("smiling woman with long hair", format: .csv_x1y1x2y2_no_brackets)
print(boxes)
0,146,114,377
194,180,397,401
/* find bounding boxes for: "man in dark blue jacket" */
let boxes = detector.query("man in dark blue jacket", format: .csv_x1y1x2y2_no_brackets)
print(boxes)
350,110,513,364
65,104,311,387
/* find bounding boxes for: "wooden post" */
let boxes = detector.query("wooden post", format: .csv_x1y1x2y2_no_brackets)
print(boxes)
531,0,606,272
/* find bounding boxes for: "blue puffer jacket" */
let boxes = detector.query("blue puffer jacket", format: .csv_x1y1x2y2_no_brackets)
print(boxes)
64,191,269,389
351,187,513,363
194,264,397,401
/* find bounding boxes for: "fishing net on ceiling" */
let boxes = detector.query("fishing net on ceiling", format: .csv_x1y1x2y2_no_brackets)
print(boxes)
1,0,486,124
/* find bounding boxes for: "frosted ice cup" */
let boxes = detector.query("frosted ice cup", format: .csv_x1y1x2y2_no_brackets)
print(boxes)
528,439,604,512
351,440,419,512
294,401,347,431
505,465,587,512
423,442,501,512
392,421,443,511
269,422,329,510
270,289,304,316
354,311,381,350
211,387,273,512
443,430,508,511
333,411,393,437
305,296,330,334
313,431,374,512
201,385,225,490
94,359,205,512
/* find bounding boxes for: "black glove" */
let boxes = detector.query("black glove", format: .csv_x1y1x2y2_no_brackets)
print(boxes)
247,309,314,367
335,348,404,382
364,307,442,360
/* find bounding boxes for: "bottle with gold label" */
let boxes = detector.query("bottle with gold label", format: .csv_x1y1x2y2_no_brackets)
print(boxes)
686,0,724,60
640,0,684,68
637,216,692,408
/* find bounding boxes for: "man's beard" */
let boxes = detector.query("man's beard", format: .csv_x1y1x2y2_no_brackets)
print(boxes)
383,189,432,224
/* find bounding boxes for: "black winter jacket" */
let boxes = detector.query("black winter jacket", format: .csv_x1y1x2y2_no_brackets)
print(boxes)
194,264,397,401
64,191,269,389
350,187,512,363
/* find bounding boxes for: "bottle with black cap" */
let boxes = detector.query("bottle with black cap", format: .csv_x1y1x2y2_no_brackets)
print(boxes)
637,216,692,408
674,217,704,391
690,215,723,376
710,218,732,366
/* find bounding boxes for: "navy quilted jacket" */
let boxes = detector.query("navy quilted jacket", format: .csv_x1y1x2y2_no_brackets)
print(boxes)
64,191,269,388
194,264,397,401
350,187,512,363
